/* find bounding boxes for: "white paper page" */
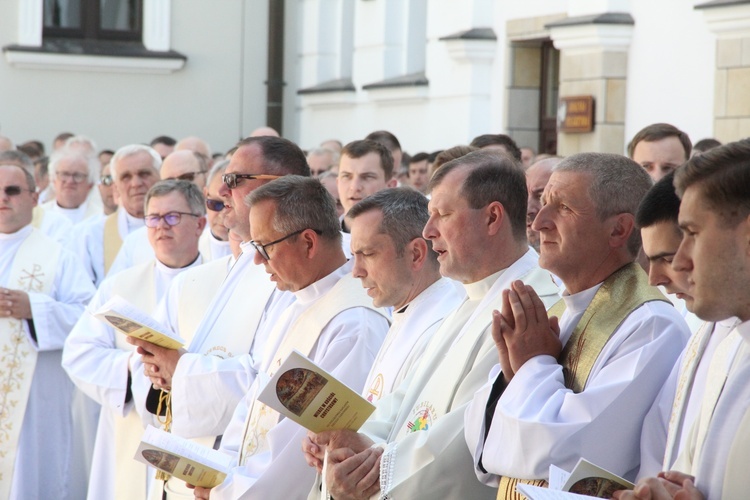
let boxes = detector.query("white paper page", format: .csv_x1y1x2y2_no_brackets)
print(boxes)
141,426,232,471
549,463,571,490
97,295,185,344
516,484,600,500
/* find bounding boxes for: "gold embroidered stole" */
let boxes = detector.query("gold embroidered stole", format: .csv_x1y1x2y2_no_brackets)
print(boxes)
497,263,668,499
238,274,388,464
103,212,122,276
0,229,59,498
111,261,157,500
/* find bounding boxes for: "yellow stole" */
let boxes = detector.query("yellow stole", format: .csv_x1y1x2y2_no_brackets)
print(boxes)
497,263,668,499
110,261,157,500
0,229,59,499
103,212,122,276
238,274,389,464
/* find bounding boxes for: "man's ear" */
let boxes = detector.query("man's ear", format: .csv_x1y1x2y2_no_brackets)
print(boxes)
486,201,505,236
387,178,398,188
609,213,635,249
408,237,429,270
302,228,319,258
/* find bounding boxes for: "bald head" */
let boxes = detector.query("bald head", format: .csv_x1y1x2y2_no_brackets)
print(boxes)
160,150,208,188
0,135,14,153
249,126,280,138
175,136,212,160
526,157,561,251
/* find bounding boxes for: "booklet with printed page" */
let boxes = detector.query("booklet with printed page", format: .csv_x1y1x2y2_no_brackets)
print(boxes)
517,458,635,499
257,350,376,433
94,295,185,349
134,426,232,488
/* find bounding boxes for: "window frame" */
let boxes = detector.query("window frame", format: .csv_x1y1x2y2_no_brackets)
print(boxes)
43,0,143,42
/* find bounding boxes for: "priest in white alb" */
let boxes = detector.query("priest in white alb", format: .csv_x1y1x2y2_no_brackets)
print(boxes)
306,151,560,499
0,163,95,500
63,180,207,500
466,153,690,497
41,150,101,225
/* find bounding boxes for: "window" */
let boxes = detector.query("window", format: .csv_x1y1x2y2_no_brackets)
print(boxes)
43,0,142,41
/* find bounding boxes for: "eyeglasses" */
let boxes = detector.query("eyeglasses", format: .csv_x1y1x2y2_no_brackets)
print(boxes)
57,171,88,183
144,211,200,228
222,173,282,189
206,198,225,212
100,175,113,187
1,185,33,197
250,228,322,260
166,171,206,182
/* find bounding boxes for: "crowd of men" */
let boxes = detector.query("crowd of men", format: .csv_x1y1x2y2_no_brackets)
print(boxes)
0,122,747,500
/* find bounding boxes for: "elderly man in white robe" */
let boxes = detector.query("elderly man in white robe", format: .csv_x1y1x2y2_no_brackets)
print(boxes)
304,187,465,498
615,139,750,500
175,176,389,499
0,163,95,500
42,150,101,224
466,153,690,496
62,180,206,500
305,151,560,499
68,144,161,285
128,136,309,499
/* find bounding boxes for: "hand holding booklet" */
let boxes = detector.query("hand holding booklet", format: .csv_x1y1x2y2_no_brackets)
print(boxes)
517,459,635,499
257,350,376,433
94,295,185,350
134,426,232,488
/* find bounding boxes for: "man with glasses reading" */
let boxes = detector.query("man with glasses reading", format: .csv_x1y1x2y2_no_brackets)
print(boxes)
191,176,389,499
0,162,95,499
63,180,206,500
128,136,310,500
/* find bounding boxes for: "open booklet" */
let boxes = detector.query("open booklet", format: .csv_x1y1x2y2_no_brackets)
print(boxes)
94,295,185,350
134,425,233,488
257,350,376,433
517,459,635,499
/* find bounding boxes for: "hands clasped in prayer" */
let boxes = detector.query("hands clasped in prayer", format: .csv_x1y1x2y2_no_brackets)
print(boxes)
0,287,32,319
493,280,561,383
127,337,185,390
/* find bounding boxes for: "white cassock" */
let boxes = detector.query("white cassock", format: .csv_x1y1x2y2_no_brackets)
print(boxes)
466,279,690,485
358,249,559,499
669,321,750,498
210,261,390,499
68,207,145,286
62,256,203,500
638,318,738,477
42,198,101,226
198,226,231,262
0,226,96,500
31,204,75,244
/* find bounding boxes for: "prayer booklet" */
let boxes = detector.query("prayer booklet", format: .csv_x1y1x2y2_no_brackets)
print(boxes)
94,295,185,349
134,426,232,488
257,350,376,433
517,459,635,499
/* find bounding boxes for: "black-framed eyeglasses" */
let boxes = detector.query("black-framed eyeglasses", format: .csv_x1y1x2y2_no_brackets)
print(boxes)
250,228,322,260
1,185,33,197
100,175,113,187
206,198,225,212
144,211,200,228
57,171,89,183
222,173,282,189
166,171,206,182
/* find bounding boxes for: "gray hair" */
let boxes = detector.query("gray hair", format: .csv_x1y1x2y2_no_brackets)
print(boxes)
206,159,229,185
346,188,435,261
144,179,206,216
0,150,34,173
245,176,341,244
49,150,100,184
63,135,98,157
110,144,162,179
307,147,340,167
555,152,654,256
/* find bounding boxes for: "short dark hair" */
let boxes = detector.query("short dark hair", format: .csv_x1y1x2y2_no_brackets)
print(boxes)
18,141,43,159
636,171,680,229
150,135,177,147
430,150,527,242
427,150,442,163
674,139,750,228
433,145,477,173
54,132,74,145
341,140,394,180
235,136,311,177
409,152,429,164
627,123,692,160
469,134,522,162
693,138,722,153
365,130,402,154
246,176,341,243
346,187,434,260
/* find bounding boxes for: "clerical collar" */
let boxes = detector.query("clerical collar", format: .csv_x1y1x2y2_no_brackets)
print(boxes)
122,208,145,233
56,201,86,213
295,260,352,305
736,318,750,346
0,224,32,241
561,282,603,315
155,253,203,274
463,268,505,301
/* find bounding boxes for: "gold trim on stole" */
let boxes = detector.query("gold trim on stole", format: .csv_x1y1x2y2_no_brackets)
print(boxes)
497,263,668,499
103,212,123,276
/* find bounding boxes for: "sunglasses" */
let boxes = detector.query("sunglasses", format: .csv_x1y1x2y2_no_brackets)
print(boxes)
144,211,200,228
2,185,33,197
100,175,113,186
206,198,225,212
222,173,282,189
167,171,206,182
